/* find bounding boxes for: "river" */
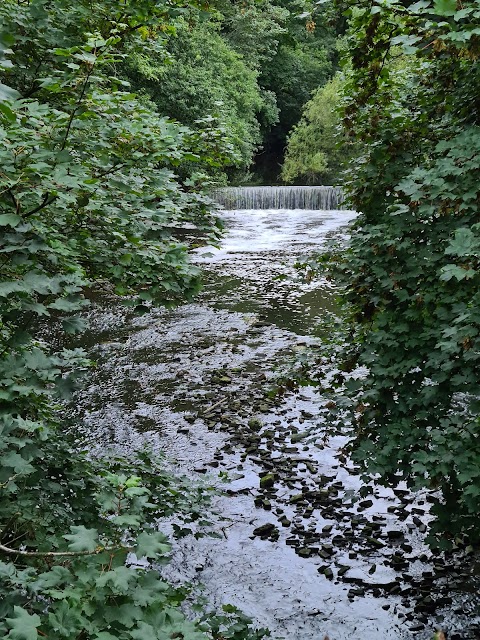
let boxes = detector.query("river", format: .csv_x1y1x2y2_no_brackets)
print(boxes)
73,206,480,640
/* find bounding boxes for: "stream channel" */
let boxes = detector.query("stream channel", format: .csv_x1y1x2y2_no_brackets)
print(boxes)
73,206,480,640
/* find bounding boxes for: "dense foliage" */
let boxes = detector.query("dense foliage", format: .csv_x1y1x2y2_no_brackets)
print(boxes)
124,16,270,178
334,0,480,545
122,0,341,183
281,74,346,184
0,1,269,637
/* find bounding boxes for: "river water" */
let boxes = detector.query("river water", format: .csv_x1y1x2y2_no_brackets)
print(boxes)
74,208,479,640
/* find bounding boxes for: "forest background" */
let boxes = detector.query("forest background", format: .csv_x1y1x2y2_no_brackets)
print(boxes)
0,0,479,638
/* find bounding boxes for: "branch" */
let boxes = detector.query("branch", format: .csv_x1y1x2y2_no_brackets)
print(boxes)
0,541,121,558
23,193,56,219
8,189,21,215
59,62,96,153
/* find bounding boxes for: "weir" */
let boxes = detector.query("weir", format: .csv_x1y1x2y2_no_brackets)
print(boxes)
212,185,345,210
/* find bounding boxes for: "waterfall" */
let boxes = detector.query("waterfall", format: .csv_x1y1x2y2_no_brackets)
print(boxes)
211,185,345,210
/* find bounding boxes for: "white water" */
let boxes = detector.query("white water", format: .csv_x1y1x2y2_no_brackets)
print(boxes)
212,186,345,211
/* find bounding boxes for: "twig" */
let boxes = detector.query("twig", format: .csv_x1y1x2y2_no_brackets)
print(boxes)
202,397,228,416
0,541,120,557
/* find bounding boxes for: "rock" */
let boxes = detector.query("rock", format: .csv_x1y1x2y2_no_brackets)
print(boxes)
253,523,277,538
291,431,310,444
387,530,404,540
260,473,275,489
279,516,291,527
296,547,316,558
367,537,385,548
358,499,374,509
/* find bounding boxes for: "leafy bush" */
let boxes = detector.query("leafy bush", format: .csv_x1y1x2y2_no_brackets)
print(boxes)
335,0,480,545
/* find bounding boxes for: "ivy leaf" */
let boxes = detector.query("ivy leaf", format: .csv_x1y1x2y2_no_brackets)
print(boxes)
0,214,22,227
130,622,159,640
434,0,457,15
134,532,171,559
5,606,41,640
63,526,99,552
440,264,476,281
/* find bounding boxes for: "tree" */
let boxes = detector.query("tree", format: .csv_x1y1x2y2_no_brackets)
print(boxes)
334,0,480,546
124,17,274,179
281,74,347,184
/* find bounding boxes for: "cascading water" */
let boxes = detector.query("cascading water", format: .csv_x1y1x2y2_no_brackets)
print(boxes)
211,185,345,210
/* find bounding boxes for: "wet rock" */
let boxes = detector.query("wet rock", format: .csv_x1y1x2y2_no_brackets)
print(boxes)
387,530,404,541
253,523,277,538
296,547,316,558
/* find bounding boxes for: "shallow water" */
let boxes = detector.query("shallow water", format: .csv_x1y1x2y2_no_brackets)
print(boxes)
74,208,480,640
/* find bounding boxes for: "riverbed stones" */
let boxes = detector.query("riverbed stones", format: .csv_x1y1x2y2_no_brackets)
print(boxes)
253,523,277,538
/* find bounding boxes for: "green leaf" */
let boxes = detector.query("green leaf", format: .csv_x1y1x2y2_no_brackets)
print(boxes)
5,607,41,640
440,264,476,281
130,622,159,640
444,228,478,257
0,81,20,102
62,317,87,334
0,214,22,227
434,0,457,15
48,602,83,636
63,526,99,552
134,532,171,559
0,452,35,476
96,566,136,593
0,102,16,122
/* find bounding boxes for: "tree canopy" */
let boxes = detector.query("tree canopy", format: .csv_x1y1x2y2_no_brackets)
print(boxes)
281,74,346,185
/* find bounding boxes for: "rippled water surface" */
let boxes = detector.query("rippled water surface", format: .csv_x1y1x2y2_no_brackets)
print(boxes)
75,209,480,640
